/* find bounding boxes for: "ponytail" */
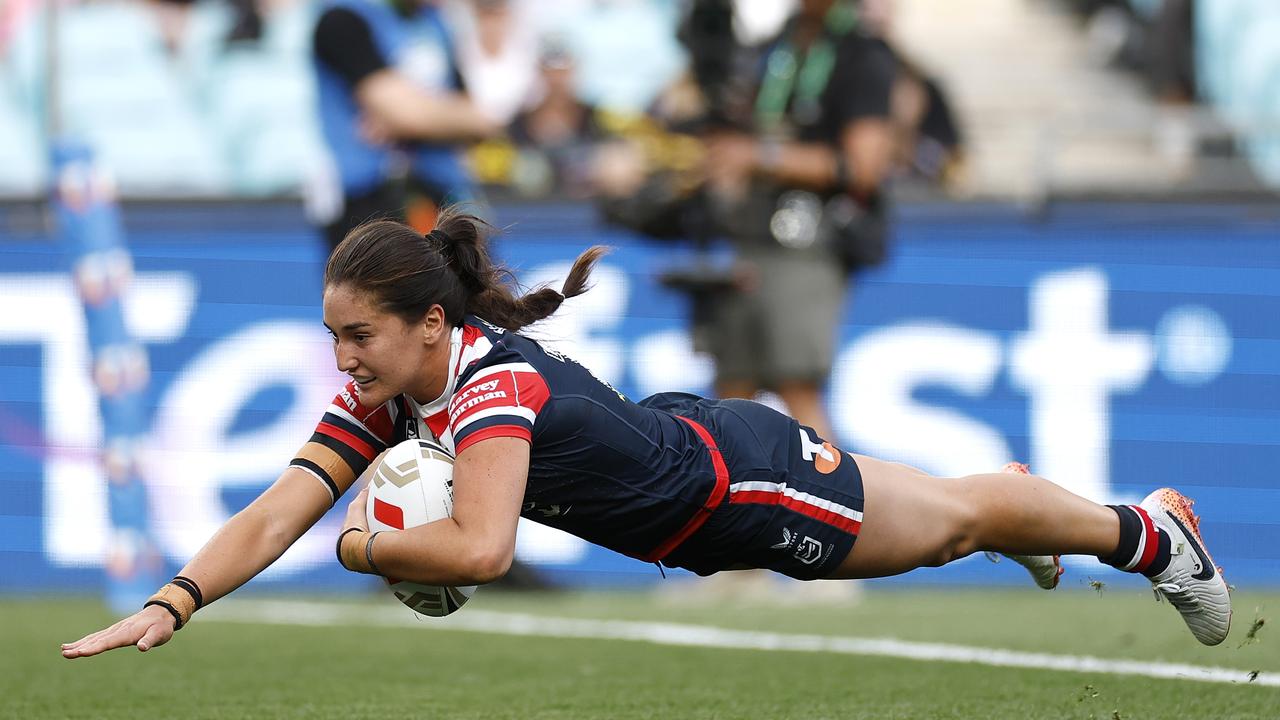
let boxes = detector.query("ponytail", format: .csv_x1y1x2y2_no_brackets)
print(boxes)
325,207,606,332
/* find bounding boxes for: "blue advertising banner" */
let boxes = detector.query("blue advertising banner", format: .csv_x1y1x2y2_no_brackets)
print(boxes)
1,201,1277,591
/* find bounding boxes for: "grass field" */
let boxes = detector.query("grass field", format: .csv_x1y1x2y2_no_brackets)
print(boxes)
9,587,1279,719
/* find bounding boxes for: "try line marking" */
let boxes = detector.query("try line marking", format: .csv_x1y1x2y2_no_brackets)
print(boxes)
203,600,1274,688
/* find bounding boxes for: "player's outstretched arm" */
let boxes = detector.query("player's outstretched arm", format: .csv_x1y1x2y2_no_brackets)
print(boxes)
61,466,336,659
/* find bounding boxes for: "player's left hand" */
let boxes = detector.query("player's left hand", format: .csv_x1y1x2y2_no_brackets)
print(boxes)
344,484,371,532
61,604,177,659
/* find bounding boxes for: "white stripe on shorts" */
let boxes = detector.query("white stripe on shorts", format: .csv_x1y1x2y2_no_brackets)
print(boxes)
728,480,864,523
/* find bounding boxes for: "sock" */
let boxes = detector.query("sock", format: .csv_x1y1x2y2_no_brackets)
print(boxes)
1099,505,1172,578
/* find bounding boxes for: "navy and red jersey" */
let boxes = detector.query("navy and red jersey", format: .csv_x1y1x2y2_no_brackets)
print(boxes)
290,316,865,576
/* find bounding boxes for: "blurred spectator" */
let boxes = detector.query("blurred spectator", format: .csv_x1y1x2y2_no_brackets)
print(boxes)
504,37,606,197
699,0,896,443
312,0,498,252
0,0,39,55
1147,0,1195,104
446,0,538,126
146,0,264,52
888,60,964,186
853,2,965,187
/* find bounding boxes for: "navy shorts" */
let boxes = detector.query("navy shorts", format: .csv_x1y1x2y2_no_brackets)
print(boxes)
660,398,865,581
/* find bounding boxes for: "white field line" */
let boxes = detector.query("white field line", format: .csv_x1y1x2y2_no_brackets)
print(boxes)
202,600,1276,688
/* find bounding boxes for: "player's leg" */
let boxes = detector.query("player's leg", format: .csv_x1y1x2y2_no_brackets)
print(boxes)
987,462,1063,589
828,454,1118,579
829,454,1232,645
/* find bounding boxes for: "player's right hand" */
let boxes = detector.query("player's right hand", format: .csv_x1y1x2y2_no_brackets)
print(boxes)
60,604,177,659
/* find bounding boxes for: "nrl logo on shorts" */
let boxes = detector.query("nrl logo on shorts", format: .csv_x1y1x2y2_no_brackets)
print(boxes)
795,535,824,565
772,527,825,565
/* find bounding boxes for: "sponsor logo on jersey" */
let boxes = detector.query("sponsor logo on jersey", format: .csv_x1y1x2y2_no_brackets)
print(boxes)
449,389,510,424
339,387,358,412
452,378,501,404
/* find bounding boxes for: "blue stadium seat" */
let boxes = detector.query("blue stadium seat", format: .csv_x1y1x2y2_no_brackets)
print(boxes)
1243,68,1280,185
556,1,685,112
0,71,45,194
204,49,324,194
1195,2,1280,188
8,2,230,194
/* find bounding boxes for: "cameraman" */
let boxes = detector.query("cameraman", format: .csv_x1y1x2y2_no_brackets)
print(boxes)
700,0,895,441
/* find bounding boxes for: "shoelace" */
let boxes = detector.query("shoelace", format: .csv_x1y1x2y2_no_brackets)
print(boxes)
1153,581,1202,612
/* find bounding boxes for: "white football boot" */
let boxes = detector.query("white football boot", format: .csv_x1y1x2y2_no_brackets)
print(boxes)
1139,488,1232,646
986,462,1063,590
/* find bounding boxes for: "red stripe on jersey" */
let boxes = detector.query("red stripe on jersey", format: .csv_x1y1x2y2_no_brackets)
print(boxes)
640,416,730,563
513,370,551,414
316,422,377,461
461,323,484,351
362,404,394,444
729,490,862,535
1133,505,1159,572
425,409,450,440
373,497,405,530
455,424,532,455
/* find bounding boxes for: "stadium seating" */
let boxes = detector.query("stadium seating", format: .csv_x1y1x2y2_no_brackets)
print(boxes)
0,67,44,194
7,1,230,195
199,3,324,195
1,0,1279,197
1195,2,1280,186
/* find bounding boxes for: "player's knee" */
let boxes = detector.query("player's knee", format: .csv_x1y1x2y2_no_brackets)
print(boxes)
928,486,982,566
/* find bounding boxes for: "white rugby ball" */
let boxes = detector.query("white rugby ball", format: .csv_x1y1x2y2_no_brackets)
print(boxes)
365,438,476,617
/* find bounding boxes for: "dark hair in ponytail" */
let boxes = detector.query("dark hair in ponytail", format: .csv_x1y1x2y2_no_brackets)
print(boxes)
325,207,606,332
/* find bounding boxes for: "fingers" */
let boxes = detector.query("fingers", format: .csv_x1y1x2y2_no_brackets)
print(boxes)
60,607,176,659
60,619,140,659
344,485,371,530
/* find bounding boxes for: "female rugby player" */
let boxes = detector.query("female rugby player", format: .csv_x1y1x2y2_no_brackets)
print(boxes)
63,210,1231,658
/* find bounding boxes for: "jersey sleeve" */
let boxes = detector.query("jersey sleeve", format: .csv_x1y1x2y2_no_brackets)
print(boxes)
447,361,550,455
290,381,396,504
313,7,388,88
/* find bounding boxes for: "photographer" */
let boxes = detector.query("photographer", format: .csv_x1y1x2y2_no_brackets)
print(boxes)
699,0,896,441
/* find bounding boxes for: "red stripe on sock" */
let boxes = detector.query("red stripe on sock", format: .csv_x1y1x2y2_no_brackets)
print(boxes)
1131,505,1159,572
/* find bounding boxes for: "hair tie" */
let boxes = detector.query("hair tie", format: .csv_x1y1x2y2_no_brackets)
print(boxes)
426,227,484,294
425,228,453,260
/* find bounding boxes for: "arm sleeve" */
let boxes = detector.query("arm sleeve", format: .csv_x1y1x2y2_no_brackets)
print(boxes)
290,381,397,504
314,7,389,88
827,35,895,126
447,362,550,455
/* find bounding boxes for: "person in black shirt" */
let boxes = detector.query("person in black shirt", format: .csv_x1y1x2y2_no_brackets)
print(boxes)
699,0,896,445
312,0,498,252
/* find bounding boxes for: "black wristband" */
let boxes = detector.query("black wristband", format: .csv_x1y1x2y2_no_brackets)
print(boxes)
335,527,364,571
171,576,204,610
365,531,383,576
144,599,184,631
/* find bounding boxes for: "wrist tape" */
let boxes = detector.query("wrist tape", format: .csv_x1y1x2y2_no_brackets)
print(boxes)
144,576,203,630
336,527,383,575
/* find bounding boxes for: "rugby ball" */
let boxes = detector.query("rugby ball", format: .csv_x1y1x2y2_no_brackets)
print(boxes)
365,438,476,617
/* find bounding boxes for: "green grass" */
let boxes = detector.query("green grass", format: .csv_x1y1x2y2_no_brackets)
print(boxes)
9,588,1278,719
